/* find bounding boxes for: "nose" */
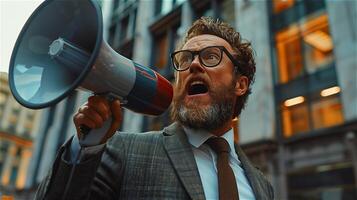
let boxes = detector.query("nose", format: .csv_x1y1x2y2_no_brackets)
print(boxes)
189,55,205,73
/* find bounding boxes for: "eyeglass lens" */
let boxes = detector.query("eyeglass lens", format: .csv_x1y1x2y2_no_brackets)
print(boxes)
174,46,223,70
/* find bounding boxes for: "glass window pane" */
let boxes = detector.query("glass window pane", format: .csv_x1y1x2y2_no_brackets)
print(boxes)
221,0,235,26
154,33,169,69
276,14,334,83
311,95,344,130
276,26,304,83
120,16,130,41
282,101,310,137
273,0,295,14
302,14,334,73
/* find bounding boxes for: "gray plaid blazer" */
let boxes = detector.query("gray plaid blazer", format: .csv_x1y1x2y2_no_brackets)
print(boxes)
35,122,274,200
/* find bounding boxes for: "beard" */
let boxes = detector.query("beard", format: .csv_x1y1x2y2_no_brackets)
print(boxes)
171,81,236,131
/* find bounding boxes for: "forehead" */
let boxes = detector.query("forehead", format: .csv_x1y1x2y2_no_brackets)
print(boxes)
182,34,234,51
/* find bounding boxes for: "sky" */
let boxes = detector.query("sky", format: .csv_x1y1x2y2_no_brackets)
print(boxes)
0,0,43,73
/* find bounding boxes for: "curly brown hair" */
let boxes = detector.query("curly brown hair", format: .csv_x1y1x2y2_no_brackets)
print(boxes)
177,16,256,117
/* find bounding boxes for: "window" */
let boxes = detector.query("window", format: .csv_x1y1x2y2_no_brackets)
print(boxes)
220,0,236,26
273,0,295,14
311,94,343,130
0,142,9,180
282,97,309,137
108,1,137,53
152,24,180,74
154,33,169,70
112,0,120,12
9,166,18,185
155,0,186,16
192,0,235,26
281,86,344,137
276,14,334,83
120,16,130,42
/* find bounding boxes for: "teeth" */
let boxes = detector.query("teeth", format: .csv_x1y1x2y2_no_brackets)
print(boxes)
190,81,204,86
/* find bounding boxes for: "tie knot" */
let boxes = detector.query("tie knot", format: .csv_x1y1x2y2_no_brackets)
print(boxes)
206,137,230,154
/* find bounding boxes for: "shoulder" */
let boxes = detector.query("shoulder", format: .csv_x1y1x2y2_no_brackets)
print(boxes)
105,129,164,154
109,130,162,144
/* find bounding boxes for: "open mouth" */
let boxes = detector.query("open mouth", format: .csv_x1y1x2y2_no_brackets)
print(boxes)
188,81,209,96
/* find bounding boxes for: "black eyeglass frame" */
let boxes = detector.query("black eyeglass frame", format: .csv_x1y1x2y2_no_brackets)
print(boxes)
170,45,242,72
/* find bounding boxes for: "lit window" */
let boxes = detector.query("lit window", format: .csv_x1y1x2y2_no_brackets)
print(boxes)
311,93,343,130
273,0,295,14
276,14,334,83
281,90,344,137
282,100,310,137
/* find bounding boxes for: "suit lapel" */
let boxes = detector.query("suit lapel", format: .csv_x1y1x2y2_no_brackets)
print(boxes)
163,123,205,200
234,144,270,200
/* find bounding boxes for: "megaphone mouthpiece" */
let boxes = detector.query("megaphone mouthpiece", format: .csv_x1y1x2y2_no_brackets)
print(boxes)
49,38,90,75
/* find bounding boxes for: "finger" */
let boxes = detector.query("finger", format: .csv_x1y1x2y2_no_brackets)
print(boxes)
88,96,111,120
101,100,122,142
78,106,105,128
111,100,122,123
74,113,97,130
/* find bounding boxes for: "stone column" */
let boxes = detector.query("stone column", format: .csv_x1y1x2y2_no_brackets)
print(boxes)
15,147,32,189
235,0,275,143
326,0,357,121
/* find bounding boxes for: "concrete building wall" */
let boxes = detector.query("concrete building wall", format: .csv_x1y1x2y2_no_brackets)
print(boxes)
235,0,276,144
326,0,357,121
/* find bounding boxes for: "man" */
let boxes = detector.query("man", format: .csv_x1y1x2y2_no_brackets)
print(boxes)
35,17,274,200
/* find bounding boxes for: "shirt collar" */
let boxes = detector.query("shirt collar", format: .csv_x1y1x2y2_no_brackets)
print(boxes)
183,126,236,154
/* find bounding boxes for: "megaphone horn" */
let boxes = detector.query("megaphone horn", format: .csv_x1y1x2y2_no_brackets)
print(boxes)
8,0,173,146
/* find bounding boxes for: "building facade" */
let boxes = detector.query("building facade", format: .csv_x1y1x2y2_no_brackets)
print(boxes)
107,0,357,199
0,72,42,198
10,0,356,199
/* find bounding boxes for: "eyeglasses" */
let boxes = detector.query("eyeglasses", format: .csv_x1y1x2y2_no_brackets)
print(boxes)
170,46,240,72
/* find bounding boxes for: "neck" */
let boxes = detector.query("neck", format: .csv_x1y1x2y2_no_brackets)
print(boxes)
210,120,232,137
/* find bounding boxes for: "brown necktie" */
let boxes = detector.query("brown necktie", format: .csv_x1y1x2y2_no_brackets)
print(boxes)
206,137,239,200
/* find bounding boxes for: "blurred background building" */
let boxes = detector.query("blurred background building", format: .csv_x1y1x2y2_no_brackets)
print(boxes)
1,0,356,199
0,72,42,198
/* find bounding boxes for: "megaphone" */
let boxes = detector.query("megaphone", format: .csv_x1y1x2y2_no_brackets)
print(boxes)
8,0,173,145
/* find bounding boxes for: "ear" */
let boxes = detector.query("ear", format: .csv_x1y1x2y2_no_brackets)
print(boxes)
234,76,248,96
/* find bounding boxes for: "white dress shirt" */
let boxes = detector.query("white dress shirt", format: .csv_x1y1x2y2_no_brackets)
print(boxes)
183,126,256,200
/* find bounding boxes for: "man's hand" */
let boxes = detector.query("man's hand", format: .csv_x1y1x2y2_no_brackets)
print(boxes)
73,95,122,145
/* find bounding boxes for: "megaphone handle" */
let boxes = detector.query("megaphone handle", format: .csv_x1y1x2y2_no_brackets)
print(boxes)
78,93,125,147
78,118,112,147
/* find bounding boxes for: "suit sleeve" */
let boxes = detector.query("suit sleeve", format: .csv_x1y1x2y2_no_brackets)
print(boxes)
34,133,126,200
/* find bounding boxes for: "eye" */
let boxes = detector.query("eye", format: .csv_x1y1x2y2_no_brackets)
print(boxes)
201,50,221,65
206,53,220,60
200,47,221,65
